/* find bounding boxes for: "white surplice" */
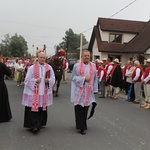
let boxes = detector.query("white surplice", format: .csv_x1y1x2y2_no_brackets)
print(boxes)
71,62,98,107
22,63,55,107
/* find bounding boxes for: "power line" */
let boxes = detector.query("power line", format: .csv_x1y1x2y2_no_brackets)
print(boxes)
110,0,138,18
81,27,93,34
81,0,138,34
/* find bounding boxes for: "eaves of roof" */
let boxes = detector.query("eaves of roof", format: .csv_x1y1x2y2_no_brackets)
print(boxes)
98,17,147,34
88,25,125,53
121,20,150,53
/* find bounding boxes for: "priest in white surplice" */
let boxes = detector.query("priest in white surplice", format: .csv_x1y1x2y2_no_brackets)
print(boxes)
71,50,98,135
22,52,55,133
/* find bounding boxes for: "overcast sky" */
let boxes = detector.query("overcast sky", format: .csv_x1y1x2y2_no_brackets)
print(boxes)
0,0,150,56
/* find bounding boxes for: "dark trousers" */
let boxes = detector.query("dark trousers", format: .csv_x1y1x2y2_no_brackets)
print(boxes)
127,83,132,100
130,84,135,101
74,105,89,130
24,106,47,129
123,77,130,94
99,80,106,97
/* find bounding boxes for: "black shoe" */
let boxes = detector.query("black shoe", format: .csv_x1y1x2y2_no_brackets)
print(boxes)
130,99,135,102
98,96,105,98
126,99,130,101
32,128,38,134
133,101,140,104
80,130,86,135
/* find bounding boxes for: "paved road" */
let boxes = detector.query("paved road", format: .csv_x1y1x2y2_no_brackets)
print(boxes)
1,76,150,150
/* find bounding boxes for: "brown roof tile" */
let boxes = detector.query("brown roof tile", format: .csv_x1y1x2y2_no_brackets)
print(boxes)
121,21,150,53
98,18,147,33
88,18,150,54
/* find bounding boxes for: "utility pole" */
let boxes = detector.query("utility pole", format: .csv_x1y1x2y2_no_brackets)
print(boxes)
66,35,69,59
79,33,83,60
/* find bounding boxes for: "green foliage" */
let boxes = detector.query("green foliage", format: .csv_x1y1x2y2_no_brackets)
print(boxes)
0,33,28,57
9,33,28,57
58,28,88,52
141,63,146,72
0,34,11,56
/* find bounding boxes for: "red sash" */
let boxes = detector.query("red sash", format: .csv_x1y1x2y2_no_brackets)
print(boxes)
75,62,94,106
32,63,50,112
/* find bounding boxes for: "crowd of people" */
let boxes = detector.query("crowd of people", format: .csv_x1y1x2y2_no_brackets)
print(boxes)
0,50,73,134
1,49,150,136
1,57,36,85
2,55,69,85
95,57,150,109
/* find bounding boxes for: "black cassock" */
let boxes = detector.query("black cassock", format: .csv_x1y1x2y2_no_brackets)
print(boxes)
110,65,122,89
0,62,12,123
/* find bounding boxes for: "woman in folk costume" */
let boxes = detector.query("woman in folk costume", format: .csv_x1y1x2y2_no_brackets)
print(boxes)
15,60,25,86
0,51,12,123
71,50,98,135
22,52,55,133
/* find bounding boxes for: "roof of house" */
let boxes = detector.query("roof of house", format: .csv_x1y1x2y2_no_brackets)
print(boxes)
98,18,147,33
88,17,150,54
89,25,126,53
121,20,150,53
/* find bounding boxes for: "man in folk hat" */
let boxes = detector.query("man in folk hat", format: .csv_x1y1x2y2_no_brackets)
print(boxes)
122,60,132,94
71,50,98,135
141,59,150,109
132,60,143,104
125,61,136,101
103,58,113,97
109,58,122,99
102,58,107,67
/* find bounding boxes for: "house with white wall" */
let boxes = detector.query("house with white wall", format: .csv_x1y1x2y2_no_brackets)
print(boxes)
88,18,150,65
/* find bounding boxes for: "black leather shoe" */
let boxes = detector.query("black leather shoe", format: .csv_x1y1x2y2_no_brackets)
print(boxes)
133,101,140,104
98,96,105,98
80,130,86,135
32,128,38,134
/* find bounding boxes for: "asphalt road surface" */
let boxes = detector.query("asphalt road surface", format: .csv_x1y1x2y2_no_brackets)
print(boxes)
1,78,150,150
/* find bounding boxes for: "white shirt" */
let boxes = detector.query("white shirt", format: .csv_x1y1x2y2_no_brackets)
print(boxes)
144,73,150,83
133,68,141,81
99,70,104,82
107,65,113,75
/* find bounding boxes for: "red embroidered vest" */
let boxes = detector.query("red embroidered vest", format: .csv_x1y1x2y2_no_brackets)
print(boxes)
98,67,106,80
144,67,150,84
132,66,142,82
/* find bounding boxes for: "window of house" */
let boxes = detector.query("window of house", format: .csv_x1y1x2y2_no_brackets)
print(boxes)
108,55,120,62
109,33,122,43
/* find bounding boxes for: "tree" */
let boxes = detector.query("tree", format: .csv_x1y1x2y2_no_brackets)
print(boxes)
0,33,28,57
58,28,88,52
0,34,11,57
9,33,28,57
